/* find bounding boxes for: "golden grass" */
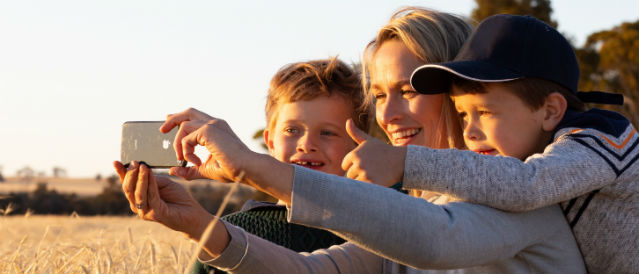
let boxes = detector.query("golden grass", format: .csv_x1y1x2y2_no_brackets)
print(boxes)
0,214,197,274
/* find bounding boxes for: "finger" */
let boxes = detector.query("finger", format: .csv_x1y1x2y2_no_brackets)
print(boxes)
346,119,370,144
161,111,188,134
340,152,354,172
173,124,186,161
113,161,126,182
135,164,150,215
147,170,161,220
345,165,360,180
122,161,140,213
181,129,203,166
356,174,370,183
169,166,206,180
161,108,212,133
173,120,208,162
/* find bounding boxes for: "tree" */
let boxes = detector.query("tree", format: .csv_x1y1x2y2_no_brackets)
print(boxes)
471,0,557,27
575,20,639,127
52,166,67,178
16,166,34,182
252,128,268,151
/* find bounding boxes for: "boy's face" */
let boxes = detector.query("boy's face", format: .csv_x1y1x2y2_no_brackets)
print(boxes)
265,94,356,176
450,84,548,160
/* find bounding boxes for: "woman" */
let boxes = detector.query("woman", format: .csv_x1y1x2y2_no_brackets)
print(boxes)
115,7,585,273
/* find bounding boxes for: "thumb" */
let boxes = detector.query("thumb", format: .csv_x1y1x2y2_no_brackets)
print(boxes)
169,166,207,180
346,119,370,144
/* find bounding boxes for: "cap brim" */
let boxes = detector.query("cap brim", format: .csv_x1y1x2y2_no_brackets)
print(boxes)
410,61,522,94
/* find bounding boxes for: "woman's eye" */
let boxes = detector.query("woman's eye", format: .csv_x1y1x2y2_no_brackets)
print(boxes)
373,93,386,100
457,111,467,119
401,89,417,98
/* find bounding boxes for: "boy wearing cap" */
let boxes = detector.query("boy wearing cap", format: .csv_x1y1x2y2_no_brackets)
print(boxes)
401,14,638,273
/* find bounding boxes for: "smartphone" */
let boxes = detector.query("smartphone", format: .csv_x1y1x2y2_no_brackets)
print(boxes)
120,121,187,168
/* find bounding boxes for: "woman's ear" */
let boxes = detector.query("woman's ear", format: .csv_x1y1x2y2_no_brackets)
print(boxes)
542,92,568,132
263,129,275,152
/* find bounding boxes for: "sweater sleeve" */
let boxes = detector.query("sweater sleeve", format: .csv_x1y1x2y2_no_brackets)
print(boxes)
199,220,382,274
287,166,583,271
403,126,638,212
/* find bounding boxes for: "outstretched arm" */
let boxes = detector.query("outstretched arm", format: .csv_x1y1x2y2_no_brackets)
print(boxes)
114,161,381,273
402,125,636,211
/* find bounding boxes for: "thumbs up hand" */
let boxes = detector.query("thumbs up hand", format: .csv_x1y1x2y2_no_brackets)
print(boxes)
341,119,407,187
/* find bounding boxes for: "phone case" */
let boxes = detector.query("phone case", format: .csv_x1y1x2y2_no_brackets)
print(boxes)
120,121,187,168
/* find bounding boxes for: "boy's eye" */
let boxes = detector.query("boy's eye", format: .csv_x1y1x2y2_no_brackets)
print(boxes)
285,127,300,134
320,130,337,136
478,110,492,116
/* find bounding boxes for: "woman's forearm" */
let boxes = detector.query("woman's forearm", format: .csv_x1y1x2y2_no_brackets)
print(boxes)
241,152,295,205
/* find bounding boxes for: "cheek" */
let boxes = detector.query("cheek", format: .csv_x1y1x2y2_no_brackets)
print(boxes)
411,96,443,127
324,139,355,161
271,136,296,162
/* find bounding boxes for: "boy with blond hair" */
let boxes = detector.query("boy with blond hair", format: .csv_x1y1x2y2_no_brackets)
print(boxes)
191,57,369,273
401,14,638,273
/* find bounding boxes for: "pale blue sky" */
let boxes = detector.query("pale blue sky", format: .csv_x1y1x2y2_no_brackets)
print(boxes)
1,0,636,177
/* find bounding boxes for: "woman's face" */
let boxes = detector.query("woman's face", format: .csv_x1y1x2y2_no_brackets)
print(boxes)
370,40,445,148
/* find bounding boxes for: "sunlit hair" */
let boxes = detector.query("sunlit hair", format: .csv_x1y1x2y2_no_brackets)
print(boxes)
451,76,586,111
265,57,368,133
362,6,473,149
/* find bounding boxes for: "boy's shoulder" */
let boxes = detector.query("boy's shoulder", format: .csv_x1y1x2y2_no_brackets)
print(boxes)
553,108,638,177
555,108,632,138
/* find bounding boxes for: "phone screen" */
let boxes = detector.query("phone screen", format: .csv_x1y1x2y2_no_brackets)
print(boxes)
120,121,187,168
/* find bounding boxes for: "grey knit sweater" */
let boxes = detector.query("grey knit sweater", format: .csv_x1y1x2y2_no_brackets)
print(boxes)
403,109,639,273
201,166,585,274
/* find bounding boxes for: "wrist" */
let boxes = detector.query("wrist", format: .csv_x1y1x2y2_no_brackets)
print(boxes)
185,212,215,241
243,153,294,204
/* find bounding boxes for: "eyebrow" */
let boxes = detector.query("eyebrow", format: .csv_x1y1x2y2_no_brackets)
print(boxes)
370,79,411,91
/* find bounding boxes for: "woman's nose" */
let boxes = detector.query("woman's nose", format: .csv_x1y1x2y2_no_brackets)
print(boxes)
377,96,402,126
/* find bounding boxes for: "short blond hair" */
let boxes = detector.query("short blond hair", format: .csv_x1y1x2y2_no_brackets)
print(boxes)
265,57,368,132
362,7,473,149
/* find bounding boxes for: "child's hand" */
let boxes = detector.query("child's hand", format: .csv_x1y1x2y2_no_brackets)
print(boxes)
341,119,407,187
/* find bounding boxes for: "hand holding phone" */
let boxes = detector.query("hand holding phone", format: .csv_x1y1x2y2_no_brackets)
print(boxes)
121,121,187,168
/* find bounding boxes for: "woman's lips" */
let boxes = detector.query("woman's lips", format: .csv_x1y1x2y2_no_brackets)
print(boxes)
390,128,421,146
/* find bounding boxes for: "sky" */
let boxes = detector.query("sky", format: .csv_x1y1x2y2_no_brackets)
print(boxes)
1,0,637,178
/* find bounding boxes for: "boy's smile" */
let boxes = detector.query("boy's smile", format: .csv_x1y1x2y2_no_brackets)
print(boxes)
450,83,550,160
265,94,356,176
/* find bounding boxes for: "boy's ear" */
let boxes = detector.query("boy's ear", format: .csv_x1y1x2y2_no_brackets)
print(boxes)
263,129,275,152
541,92,567,132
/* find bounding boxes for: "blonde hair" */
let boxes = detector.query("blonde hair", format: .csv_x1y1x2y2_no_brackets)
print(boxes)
362,7,473,149
265,57,368,132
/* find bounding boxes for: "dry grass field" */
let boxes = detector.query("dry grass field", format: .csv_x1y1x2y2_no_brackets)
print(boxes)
0,176,218,197
0,214,202,274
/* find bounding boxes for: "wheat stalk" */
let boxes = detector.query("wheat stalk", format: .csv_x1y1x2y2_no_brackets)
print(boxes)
149,240,157,274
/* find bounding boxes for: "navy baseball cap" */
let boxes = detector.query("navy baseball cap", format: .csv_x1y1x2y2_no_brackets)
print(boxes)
411,14,623,105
